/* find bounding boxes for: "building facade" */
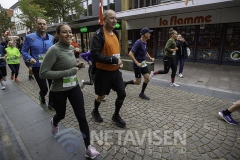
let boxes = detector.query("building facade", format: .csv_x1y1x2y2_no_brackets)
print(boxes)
73,0,240,65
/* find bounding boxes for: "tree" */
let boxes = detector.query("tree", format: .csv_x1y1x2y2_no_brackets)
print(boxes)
34,0,84,23
0,4,13,37
18,0,47,32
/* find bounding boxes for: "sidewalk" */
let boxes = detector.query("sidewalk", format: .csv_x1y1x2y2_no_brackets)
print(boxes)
0,80,103,160
0,58,240,160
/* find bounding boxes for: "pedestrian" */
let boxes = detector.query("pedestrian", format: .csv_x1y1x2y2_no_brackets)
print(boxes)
39,23,100,159
175,34,188,78
124,28,155,100
18,40,34,81
150,28,179,87
5,41,21,82
91,9,126,128
80,50,93,89
71,37,80,62
0,44,7,89
218,100,240,125
21,17,54,110
1,37,10,49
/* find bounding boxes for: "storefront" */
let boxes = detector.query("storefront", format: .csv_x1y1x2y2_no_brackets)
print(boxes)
126,6,240,65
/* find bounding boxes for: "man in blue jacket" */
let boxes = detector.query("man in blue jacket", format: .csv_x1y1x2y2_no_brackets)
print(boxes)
21,17,54,110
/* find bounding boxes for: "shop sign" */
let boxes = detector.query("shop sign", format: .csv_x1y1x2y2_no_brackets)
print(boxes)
80,27,88,33
159,15,212,26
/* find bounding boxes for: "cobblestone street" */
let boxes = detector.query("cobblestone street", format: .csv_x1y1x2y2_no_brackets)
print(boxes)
7,59,240,160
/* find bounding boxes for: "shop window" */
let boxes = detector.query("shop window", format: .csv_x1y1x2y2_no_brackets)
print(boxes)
88,0,92,16
109,0,115,10
146,0,151,6
134,0,139,8
222,23,240,62
157,26,196,58
196,24,223,61
140,0,145,7
156,27,171,57
103,0,108,10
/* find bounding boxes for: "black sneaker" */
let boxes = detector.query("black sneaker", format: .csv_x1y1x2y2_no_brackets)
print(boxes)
112,114,126,128
139,93,150,100
39,95,47,108
91,110,103,122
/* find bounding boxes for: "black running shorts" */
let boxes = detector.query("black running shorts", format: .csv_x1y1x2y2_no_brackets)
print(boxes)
134,66,149,78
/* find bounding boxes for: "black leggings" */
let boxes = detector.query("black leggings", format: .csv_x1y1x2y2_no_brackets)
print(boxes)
83,65,93,85
32,69,52,104
50,85,90,148
8,64,20,78
157,55,177,78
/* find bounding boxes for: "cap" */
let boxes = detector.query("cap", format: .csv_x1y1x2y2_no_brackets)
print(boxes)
140,28,153,35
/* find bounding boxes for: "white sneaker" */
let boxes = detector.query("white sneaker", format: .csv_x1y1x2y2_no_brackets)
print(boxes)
80,80,85,89
1,86,6,90
170,83,179,87
85,145,100,159
50,118,59,135
179,73,183,78
150,71,154,79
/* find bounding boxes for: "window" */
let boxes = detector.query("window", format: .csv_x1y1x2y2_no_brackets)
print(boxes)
146,0,151,6
140,0,145,7
103,0,108,10
88,0,92,16
109,0,115,11
222,23,240,62
134,0,138,8
196,24,223,61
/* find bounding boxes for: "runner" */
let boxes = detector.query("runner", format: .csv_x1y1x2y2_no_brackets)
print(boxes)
150,28,179,87
124,28,155,100
21,17,54,110
91,10,126,127
39,23,100,159
5,41,21,82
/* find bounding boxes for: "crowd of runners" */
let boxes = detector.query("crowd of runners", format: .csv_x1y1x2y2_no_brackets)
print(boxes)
0,9,239,160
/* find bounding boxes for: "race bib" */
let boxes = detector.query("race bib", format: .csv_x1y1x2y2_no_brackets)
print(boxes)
113,54,121,59
63,75,77,87
10,57,16,61
38,54,45,63
141,60,147,68
172,51,176,56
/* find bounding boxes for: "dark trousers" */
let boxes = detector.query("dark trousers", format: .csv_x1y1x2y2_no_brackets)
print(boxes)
8,64,20,78
32,68,52,104
50,85,90,148
157,56,177,78
0,66,7,79
175,56,185,74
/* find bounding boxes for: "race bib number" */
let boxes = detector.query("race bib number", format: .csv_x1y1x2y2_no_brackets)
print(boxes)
10,57,16,61
113,54,121,59
63,75,77,87
38,54,45,63
172,51,176,56
141,60,147,68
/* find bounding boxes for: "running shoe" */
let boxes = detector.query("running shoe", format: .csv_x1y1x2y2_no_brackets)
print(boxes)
218,111,238,125
112,114,126,128
91,110,103,122
50,118,59,135
85,145,100,159
139,93,150,100
170,83,179,87
39,95,47,108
